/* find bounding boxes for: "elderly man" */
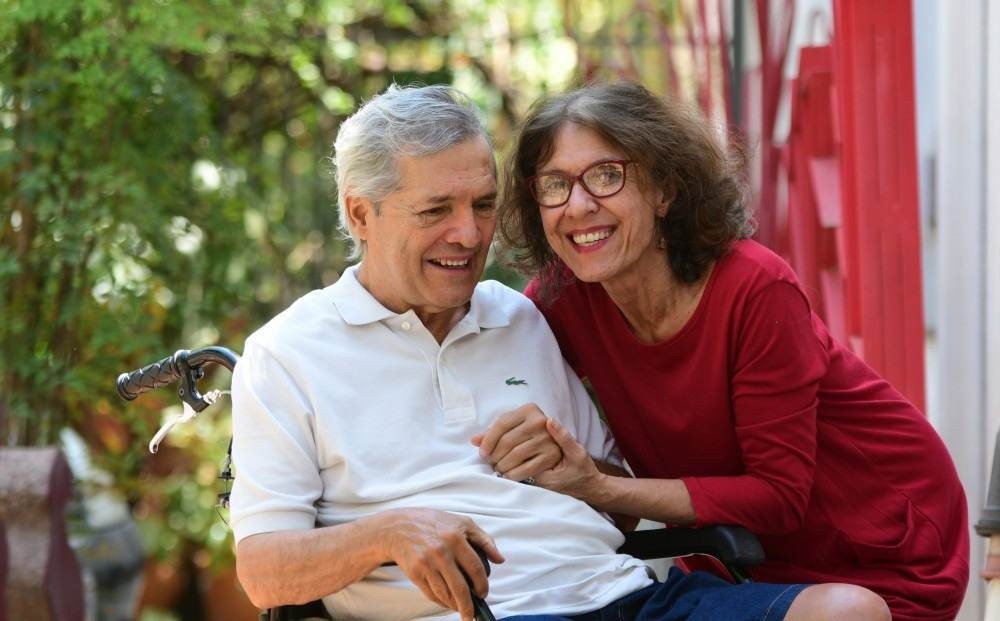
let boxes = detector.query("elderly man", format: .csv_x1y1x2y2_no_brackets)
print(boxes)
229,85,813,621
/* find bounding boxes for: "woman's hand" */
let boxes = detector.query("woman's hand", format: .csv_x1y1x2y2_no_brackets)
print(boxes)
532,418,605,501
471,403,562,481
478,414,648,532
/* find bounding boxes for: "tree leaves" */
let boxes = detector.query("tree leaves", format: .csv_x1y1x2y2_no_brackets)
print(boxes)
1,0,567,572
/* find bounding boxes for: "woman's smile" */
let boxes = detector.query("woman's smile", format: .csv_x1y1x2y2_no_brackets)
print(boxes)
568,226,616,251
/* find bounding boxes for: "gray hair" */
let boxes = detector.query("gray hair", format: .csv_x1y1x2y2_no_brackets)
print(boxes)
332,83,491,260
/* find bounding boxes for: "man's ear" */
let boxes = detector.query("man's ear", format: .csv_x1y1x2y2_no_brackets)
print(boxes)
344,195,376,240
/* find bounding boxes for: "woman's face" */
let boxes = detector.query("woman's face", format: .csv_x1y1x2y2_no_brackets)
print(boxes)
535,122,668,285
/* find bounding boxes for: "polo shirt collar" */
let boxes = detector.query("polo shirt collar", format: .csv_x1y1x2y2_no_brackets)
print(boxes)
330,264,510,330
329,265,397,326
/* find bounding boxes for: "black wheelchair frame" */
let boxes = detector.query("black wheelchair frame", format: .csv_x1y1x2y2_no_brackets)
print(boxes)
117,346,766,621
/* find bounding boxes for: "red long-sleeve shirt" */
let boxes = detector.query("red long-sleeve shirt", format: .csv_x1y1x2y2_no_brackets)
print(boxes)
526,240,969,620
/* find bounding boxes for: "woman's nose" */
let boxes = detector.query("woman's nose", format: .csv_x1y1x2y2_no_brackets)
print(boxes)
563,181,599,217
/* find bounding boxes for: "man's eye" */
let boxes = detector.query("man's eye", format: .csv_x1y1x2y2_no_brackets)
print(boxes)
420,207,447,218
474,201,497,213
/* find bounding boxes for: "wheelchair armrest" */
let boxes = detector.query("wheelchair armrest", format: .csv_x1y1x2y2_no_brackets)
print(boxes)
262,599,330,621
618,525,764,583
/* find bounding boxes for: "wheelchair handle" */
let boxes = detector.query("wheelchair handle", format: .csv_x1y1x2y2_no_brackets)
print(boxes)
116,352,183,400
116,346,241,461
467,546,496,621
116,346,239,401
378,544,495,621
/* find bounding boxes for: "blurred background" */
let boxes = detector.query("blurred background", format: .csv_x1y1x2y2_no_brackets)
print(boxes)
1,0,997,619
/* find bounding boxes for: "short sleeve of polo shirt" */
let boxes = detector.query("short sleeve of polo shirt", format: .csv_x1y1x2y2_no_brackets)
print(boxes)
229,340,322,543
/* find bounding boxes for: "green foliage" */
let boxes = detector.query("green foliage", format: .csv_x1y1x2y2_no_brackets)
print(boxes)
0,0,579,576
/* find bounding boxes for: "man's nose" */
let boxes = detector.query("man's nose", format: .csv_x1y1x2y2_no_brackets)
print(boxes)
445,206,482,247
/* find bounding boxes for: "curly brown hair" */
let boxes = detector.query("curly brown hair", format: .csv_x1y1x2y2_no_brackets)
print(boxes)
497,81,754,301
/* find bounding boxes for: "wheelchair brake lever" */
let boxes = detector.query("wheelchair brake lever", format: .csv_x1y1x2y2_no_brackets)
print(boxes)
148,390,229,454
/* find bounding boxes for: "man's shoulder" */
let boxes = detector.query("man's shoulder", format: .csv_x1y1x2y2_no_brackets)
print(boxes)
475,278,526,302
474,279,547,325
245,286,342,351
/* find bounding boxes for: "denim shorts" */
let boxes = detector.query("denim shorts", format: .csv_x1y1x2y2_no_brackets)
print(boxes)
501,567,808,621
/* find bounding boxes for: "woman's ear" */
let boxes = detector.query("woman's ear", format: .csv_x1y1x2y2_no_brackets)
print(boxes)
656,184,677,217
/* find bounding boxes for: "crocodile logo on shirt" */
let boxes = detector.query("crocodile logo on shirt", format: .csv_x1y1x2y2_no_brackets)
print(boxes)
505,376,528,386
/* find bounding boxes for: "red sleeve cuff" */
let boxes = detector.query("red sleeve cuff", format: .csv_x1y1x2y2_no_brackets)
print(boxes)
682,476,714,527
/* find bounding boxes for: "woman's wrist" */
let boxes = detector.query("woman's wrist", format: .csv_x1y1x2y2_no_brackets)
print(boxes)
581,470,622,512
579,474,698,526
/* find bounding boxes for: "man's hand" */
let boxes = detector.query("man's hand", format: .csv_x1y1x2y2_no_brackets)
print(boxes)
381,508,505,621
471,403,562,481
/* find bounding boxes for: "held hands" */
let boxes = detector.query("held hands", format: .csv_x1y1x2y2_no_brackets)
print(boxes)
383,508,504,621
532,417,604,502
471,403,562,481
471,405,605,503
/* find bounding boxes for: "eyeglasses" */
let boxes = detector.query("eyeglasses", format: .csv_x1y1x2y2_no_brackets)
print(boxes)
526,160,633,208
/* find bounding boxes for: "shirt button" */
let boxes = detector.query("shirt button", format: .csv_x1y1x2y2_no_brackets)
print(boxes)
400,321,411,331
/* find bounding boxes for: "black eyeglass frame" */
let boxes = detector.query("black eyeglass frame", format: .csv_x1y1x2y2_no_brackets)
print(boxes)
525,159,634,208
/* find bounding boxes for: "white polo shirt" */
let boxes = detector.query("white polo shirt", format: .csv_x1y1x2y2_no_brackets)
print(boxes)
230,266,653,620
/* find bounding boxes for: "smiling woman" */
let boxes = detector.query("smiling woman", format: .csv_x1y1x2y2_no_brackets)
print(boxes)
496,81,969,621
533,123,670,294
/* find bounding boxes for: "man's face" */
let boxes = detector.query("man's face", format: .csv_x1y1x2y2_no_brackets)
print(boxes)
352,136,497,320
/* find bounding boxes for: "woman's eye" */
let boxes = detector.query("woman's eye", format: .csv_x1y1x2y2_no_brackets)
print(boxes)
551,177,570,191
537,175,568,194
589,166,622,188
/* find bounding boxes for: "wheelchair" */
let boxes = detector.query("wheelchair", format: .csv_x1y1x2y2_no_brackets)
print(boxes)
117,346,766,621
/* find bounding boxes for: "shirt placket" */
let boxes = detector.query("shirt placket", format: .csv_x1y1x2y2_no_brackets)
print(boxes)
436,349,476,423
391,312,477,423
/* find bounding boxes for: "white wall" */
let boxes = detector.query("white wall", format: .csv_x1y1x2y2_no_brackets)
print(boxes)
986,0,1000,475
985,2,1000,616
922,0,998,618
